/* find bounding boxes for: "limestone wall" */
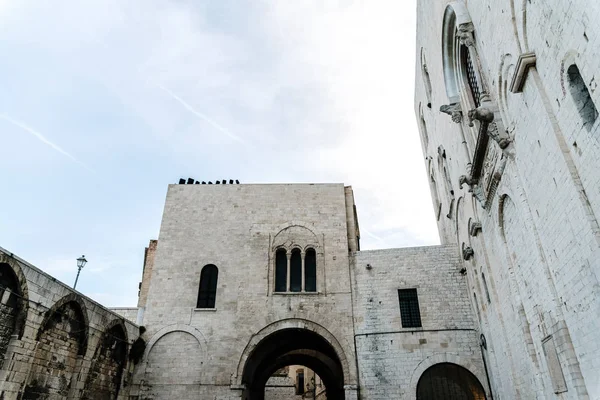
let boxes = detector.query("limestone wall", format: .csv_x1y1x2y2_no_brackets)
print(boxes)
352,246,486,400
110,307,139,324
132,183,359,399
0,248,139,400
415,0,600,398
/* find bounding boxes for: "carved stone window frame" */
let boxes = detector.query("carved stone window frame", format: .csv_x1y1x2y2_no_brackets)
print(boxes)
441,1,512,210
269,225,324,295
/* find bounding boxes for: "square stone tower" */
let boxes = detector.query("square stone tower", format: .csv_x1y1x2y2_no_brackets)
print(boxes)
133,183,360,399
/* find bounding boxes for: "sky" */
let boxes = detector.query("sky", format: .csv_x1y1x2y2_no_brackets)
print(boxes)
0,0,438,307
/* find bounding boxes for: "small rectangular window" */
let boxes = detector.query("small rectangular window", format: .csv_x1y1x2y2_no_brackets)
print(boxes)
398,289,422,328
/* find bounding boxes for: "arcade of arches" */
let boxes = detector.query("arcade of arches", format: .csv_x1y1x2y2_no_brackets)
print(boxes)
0,256,139,400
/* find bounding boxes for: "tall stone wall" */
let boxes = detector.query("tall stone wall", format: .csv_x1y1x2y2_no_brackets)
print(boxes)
415,0,600,398
352,246,486,400
132,183,359,399
137,240,157,309
0,248,139,400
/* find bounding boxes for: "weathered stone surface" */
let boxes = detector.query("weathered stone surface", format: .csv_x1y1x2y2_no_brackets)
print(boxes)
0,250,139,400
416,0,600,398
128,183,484,400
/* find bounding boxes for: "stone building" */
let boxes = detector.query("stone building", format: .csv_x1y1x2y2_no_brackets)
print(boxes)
1,0,598,398
127,182,487,399
415,0,600,399
0,248,140,399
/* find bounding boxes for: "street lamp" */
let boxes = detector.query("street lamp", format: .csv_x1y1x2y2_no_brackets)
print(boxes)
74,255,87,290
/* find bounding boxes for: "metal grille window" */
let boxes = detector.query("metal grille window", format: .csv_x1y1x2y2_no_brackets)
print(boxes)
398,288,422,328
463,46,481,107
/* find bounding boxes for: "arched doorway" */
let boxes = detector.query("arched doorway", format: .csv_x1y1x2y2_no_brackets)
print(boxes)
241,328,345,400
417,363,486,400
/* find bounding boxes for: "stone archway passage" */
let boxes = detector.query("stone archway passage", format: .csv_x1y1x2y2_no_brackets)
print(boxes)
417,363,486,400
241,328,345,400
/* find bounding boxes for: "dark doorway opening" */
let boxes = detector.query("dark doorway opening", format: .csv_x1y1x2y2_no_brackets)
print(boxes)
241,328,345,400
417,362,486,400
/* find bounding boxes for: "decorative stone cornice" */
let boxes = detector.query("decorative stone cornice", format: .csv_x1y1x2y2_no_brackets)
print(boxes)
469,222,482,237
440,103,463,123
462,246,474,260
509,52,537,93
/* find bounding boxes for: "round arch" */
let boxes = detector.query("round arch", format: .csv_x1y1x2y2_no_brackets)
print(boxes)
442,1,473,103
272,224,321,251
234,319,352,400
417,362,487,400
143,324,207,362
408,354,488,400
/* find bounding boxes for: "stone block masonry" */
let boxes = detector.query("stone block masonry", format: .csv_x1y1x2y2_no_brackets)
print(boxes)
415,0,600,397
352,246,487,400
0,248,139,400
128,183,486,399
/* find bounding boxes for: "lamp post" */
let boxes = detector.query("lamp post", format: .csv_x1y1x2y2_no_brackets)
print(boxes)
74,255,87,290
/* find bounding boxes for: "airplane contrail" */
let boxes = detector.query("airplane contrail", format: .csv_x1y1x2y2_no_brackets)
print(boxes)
157,85,245,144
362,228,384,242
0,113,93,172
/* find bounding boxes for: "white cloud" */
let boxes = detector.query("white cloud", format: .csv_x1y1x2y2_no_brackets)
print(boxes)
0,0,439,307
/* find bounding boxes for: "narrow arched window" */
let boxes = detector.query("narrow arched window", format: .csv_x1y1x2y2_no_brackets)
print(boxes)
568,64,598,130
290,249,302,292
304,248,316,292
275,249,287,292
473,293,481,322
421,51,433,109
482,272,491,304
197,264,218,308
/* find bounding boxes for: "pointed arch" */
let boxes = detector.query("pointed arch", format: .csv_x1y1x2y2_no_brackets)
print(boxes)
83,319,129,399
408,354,489,400
37,293,89,355
24,294,89,398
0,253,29,339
